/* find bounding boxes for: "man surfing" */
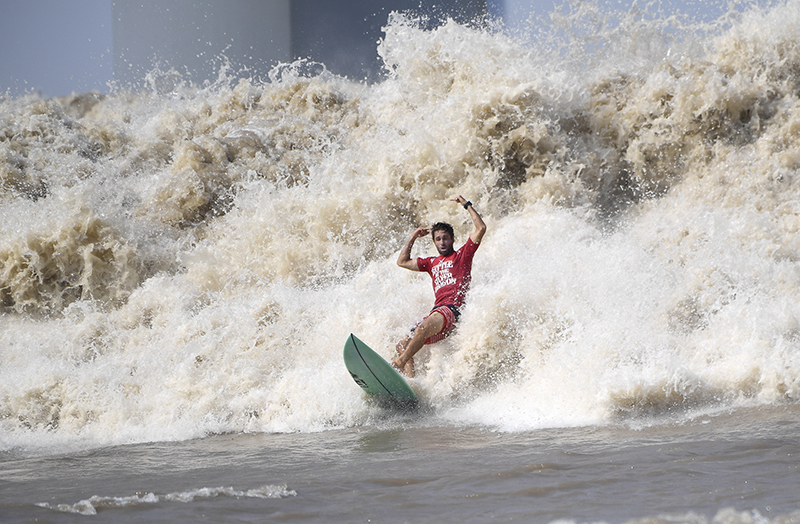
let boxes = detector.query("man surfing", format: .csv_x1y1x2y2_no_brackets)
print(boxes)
392,195,487,377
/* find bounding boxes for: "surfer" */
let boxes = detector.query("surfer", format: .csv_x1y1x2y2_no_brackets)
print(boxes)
392,195,487,377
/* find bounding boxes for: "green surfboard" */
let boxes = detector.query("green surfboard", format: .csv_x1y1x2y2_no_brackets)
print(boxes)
343,333,418,409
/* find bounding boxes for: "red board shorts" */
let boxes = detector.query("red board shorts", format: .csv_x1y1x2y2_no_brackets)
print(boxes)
413,305,460,345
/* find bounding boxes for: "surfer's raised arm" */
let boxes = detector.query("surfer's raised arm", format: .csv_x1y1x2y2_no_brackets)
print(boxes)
397,226,429,271
451,195,486,244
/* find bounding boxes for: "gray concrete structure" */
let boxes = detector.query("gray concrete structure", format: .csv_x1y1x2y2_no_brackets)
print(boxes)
112,0,488,87
112,1,291,88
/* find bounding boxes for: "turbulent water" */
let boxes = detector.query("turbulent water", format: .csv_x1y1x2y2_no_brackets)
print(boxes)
2,0,800,506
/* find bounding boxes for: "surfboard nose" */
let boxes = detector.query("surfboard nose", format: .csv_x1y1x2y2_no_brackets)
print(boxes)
343,334,418,406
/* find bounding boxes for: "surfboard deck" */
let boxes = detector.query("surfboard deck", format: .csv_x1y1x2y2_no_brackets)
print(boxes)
343,333,418,410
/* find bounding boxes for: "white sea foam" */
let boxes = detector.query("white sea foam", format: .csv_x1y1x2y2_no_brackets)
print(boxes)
35,484,296,515
3,1,800,451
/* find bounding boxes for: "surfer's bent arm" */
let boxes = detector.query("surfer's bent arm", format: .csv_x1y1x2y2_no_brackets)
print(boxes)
397,226,429,271
452,195,486,244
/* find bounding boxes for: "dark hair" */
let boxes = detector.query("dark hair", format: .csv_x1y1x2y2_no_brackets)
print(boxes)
431,222,454,239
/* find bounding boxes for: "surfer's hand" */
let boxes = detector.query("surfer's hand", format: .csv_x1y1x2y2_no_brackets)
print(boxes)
413,226,430,239
451,195,468,206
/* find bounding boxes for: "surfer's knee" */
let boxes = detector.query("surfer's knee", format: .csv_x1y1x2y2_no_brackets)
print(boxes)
422,312,445,337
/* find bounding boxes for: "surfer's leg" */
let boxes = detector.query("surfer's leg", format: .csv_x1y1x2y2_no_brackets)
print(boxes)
395,338,414,377
392,311,445,377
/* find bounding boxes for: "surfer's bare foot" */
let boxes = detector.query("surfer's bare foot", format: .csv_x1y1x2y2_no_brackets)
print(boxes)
393,343,405,370
392,357,415,378
393,342,415,377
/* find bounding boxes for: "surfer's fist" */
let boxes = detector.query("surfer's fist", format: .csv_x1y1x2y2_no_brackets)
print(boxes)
451,195,468,207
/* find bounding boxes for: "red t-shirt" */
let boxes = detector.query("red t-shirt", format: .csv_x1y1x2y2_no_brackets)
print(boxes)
416,237,480,308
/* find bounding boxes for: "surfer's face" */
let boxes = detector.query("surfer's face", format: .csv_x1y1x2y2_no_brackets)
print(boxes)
433,230,454,256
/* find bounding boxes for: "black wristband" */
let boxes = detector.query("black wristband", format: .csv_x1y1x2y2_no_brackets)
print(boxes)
463,201,472,210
